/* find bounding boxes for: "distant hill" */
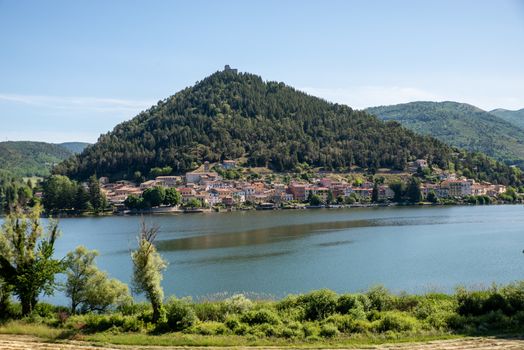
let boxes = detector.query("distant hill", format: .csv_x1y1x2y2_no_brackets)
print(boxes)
58,142,90,154
366,101,524,168
490,108,524,130
0,141,90,177
54,69,521,186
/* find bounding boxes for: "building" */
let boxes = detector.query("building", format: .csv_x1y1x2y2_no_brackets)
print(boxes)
441,179,473,197
222,160,236,169
289,182,307,201
155,176,180,188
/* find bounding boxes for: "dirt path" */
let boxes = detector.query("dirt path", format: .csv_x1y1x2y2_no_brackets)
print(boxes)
0,334,524,350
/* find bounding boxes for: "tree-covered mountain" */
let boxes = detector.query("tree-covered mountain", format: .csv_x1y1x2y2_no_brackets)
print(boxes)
490,108,524,130
54,70,522,186
0,141,90,177
366,102,524,168
59,142,90,154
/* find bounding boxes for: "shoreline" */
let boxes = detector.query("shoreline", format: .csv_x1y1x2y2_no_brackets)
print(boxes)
21,201,521,219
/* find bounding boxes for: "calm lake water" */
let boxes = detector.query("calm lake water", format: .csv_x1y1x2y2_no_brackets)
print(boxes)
4,205,524,303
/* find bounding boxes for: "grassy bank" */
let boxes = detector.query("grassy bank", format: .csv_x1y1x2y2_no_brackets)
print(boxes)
1,284,524,347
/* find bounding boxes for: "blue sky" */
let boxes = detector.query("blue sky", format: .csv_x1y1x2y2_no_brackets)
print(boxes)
1,0,523,143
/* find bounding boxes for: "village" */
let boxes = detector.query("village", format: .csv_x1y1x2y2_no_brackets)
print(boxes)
98,158,510,213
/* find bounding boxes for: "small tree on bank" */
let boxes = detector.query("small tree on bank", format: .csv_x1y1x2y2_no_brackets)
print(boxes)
64,245,130,314
131,221,167,323
0,204,64,315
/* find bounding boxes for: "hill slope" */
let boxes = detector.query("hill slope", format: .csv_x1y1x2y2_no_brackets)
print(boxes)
59,142,90,154
54,70,521,185
0,141,90,177
366,102,524,167
0,141,73,177
490,108,524,130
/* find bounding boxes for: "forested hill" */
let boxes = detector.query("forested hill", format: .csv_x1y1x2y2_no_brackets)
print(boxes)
54,69,522,186
0,141,90,177
366,102,524,168
490,108,524,130
0,141,73,177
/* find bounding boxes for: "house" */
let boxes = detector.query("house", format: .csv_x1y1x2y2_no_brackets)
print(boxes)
305,186,330,202
289,182,307,201
140,180,157,189
378,185,395,200
441,179,473,197
155,176,180,188
415,159,428,169
185,171,221,184
222,160,236,169
178,187,197,201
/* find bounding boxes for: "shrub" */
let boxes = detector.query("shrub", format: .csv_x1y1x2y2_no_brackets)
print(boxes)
336,294,362,314
193,301,226,322
501,282,524,315
297,289,338,320
117,301,151,316
302,322,320,337
165,298,198,331
374,311,420,333
223,294,253,314
224,315,242,330
187,321,228,335
367,286,395,311
319,323,339,338
456,288,505,316
241,308,280,325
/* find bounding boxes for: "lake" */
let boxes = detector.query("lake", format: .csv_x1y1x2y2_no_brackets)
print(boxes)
5,205,524,303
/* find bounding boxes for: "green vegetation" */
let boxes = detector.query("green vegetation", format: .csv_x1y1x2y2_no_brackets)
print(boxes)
124,186,181,210
491,108,524,130
0,141,83,177
131,222,167,323
41,174,107,214
58,142,90,154
0,205,64,315
53,70,522,186
367,102,524,168
1,208,524,347
0,173,35,214
64,246,129,314
1,285,524,346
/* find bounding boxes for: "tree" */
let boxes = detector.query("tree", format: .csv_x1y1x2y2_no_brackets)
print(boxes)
42,175,76,212
0,205,64,315
184,197,202,208
65,246,130,314
389,182,406,203
142,186,166,208
65,246,98,314
326,191,334,205
426,190,438,203
164,188,181,207
371,182,379,203
309,194,322,206
74,186,90,212
407,178,422,203
124,194,144,210
131,221,167,323
88,175,106,213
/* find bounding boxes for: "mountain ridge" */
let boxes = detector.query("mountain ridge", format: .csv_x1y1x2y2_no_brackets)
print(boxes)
53,69,521,186
366,101,524,168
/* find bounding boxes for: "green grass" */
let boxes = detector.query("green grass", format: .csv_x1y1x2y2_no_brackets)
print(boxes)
0,321,463,348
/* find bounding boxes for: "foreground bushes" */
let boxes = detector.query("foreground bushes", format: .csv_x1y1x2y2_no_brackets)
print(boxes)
3,283,524,340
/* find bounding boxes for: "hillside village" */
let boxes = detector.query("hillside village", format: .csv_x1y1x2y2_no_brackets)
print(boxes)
99,158,510,212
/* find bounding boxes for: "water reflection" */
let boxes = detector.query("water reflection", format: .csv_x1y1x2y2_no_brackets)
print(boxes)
156,215,472,251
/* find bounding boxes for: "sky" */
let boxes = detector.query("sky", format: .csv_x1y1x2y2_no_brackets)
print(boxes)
1,0,523,143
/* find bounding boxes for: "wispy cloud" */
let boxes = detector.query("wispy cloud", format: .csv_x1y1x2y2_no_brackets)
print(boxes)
300,86,443,110
0,93,155,114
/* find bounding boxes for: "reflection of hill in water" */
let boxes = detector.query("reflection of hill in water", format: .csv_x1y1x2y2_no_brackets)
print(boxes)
155,215,472,251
